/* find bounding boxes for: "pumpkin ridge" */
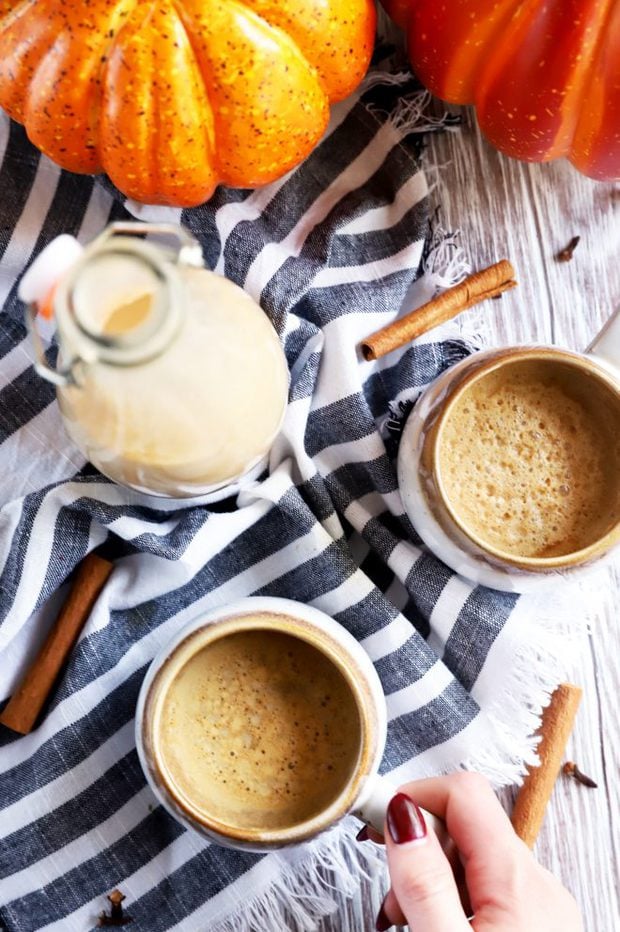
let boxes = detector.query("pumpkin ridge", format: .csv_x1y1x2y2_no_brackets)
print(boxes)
547,0,617,160
169,0,226,180
226,0,325,94
22,0,140,173
441,0,528,104
90,0,143,175
0,0,37,36
101,0,162,201
215,0,327,120
474,0,602,164
471,0,540,103
567,0,618,171
239,0,376,102
152,0,216,203
0,3,60,122
102,0,218,204
143,1,162,199
174,0,328,186
169,0,218,173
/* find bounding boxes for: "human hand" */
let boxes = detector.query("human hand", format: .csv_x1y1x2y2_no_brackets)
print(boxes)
359,772,582,931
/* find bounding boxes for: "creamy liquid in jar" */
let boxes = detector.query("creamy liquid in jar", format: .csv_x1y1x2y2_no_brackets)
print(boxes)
57,258,289,497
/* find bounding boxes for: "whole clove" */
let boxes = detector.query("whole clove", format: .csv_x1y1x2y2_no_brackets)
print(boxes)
562,760,598,788
98,889,133,927
555,236,581,263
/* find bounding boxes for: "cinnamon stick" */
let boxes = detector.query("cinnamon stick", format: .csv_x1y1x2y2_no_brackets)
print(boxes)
360,259,516,361
511,683,582,848
0,553,113,734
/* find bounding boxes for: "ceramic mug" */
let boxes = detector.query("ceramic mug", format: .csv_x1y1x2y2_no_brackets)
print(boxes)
136,596,448,851
398,309,620,593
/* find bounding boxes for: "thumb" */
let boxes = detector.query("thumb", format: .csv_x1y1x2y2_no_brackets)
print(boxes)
382,793,470,932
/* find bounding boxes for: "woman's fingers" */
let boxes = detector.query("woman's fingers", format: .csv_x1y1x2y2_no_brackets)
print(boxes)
358,774,582,932
356,824,383,844
375,889,406,930
382,792,470,932
397,773,525,899
357,774,525,925
398,773,516,856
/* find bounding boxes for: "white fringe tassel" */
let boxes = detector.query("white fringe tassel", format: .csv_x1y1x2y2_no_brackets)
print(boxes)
387,222,473,346
357,68,412,95
422,221,471,292
210,822,387,932
361,70,460,144
454,585,585,787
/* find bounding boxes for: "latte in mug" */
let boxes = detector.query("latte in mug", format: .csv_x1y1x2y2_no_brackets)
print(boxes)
416,348,620,576
437,354,620,561
137,601,391,849
137,598,450,852
158,626,362,834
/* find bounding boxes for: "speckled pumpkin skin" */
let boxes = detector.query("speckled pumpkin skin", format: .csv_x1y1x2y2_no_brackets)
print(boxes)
0,0,376,204
383,0,620,181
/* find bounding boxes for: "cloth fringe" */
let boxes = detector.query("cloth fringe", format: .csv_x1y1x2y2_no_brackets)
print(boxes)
385,219,475,361
210,823,387,932
358,68,412,94
461,585,585,786
364,74,460,141
380,586,584,792
421,218,471,292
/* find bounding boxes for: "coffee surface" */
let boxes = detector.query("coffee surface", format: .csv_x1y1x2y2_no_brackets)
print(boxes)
158,626,362,833
438,359,620,559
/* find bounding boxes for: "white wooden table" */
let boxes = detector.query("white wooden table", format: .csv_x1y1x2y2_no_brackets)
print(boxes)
321,105,620,932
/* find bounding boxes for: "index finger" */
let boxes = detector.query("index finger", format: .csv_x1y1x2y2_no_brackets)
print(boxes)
397,773,526,898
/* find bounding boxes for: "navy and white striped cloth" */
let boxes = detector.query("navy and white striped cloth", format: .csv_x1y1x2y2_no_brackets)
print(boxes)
0,75,569,932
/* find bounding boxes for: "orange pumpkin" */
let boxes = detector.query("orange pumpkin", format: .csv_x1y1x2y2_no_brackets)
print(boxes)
0,0,376,205
383,0,620,181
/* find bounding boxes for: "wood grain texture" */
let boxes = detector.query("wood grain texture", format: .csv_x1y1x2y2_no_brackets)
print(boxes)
321,105,620,932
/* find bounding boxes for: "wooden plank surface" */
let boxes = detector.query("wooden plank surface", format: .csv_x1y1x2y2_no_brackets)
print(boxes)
431,107,620,932
321,105,620,932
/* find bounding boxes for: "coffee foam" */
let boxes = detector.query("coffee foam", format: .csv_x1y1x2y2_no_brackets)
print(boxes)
158,627,362,833
438,359,620,559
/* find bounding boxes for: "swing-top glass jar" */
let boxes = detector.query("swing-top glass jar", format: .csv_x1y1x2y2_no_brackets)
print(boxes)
24,223,289,498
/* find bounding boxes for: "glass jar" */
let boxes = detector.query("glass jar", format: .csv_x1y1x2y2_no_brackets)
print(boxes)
25,223,289,498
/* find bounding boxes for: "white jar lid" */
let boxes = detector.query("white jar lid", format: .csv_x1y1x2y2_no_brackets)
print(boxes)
18,235,85,306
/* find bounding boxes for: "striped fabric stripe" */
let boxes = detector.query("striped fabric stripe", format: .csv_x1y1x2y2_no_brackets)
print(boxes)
0,74,537,932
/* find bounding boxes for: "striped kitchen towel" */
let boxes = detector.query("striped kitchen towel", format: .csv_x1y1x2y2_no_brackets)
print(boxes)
0,74,575,932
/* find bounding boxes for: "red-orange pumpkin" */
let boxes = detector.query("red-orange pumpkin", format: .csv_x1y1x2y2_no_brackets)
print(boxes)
383,0,620,181
0,0,375,205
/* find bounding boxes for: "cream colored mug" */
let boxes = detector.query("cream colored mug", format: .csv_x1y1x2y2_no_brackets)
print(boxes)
397,310,620,592
135,597,448,851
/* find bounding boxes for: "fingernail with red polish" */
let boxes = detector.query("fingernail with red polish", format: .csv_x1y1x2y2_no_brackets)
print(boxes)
387,792,427,844
375,899,391,931
355,825,369,842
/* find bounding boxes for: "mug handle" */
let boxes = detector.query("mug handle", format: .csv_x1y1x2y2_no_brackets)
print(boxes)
353,772,452,855
586,306,620,373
